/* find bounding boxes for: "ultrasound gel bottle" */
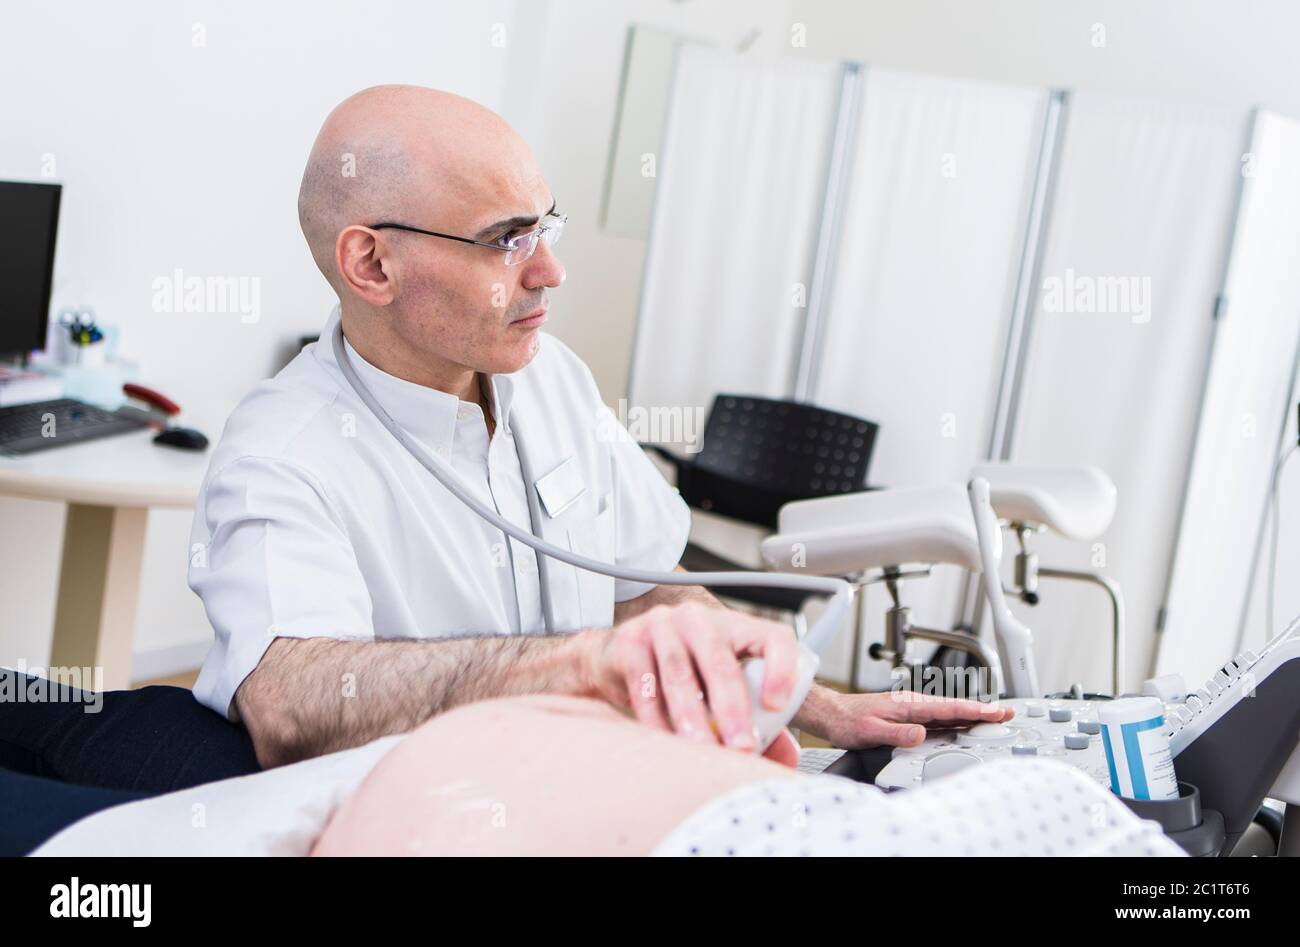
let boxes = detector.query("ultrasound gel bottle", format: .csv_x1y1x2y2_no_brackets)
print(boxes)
1098,697,1180,800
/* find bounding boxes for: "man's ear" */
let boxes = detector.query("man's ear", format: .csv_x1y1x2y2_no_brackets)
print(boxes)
336,225,397,306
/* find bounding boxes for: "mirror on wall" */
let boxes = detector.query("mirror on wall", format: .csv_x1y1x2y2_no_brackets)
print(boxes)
600,25,683,238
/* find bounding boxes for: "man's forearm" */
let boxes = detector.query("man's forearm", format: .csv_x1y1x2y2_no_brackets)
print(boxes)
243,569,725,767
236,631,599,768
613,565,724,621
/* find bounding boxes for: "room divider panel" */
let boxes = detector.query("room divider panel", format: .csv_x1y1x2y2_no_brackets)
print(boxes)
1157,111,1300,683
808,68,1051,688
1006,93,1246,691
628,45,842,420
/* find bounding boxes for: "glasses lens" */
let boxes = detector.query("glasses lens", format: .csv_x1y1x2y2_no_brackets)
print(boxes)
504,229,540,266
541,215,565,249
502,215,565,265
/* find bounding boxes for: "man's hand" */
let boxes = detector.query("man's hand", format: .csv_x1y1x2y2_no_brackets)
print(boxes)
793,684,1015,749
578,602,801,754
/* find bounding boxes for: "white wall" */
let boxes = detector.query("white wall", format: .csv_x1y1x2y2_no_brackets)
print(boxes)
787,0,1300,120
0,0,517,673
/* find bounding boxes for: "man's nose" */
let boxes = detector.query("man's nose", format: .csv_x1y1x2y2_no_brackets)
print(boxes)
521,238,565,290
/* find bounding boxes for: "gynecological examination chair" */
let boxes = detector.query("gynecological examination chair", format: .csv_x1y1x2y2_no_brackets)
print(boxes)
761,480,1023,697
973,463,1125,693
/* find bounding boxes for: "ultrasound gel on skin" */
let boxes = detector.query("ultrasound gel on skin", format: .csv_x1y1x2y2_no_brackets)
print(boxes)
1098,696,1180,801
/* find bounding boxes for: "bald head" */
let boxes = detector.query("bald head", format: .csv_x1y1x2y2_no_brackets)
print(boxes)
296,84,565,392
297,85,538,290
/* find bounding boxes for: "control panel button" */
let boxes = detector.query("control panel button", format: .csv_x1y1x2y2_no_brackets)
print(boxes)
1049,706,1073,723
1077,719,1101,735
1064,733,1091,750
1025,701,1046,718
1011,744,1038,756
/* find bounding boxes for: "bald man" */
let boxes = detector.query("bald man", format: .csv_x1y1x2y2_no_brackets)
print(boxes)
187,85,1006,769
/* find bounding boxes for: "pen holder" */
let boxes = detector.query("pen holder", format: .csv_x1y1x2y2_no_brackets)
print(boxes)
1120,781,1225,857
70,339,107,369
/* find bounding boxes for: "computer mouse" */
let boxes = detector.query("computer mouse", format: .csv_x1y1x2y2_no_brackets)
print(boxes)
153,426,209,451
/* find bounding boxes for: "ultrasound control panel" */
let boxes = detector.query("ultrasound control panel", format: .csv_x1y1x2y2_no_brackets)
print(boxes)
872,698,1165,791
873,616,1300,799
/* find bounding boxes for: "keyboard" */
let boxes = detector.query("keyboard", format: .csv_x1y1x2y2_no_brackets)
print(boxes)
0,398,149,455
797,746,847,775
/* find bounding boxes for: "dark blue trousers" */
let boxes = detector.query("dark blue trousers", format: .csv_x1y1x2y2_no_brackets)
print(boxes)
0,670,259,855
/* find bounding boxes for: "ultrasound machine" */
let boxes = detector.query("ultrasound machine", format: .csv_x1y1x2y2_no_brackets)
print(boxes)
773,477,1300,857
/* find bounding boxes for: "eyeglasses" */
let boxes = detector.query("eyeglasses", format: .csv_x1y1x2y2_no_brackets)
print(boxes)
368,212,567,266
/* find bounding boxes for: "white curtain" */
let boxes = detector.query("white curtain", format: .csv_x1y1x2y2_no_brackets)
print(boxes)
1009,93,1245,692
810,68,1049,688
629,45,840,418
1159,111,1300,681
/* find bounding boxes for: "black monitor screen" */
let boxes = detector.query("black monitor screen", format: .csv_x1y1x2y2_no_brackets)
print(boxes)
0,181,62,359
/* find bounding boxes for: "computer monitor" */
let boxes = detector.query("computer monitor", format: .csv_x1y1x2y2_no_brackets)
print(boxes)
0,181,62,360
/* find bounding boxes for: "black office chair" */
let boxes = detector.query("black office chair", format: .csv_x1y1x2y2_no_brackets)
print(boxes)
649,394,880,620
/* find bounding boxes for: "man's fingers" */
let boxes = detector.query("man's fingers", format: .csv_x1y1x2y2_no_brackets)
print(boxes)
682,619,756,752
884,691,1014,724
862,719,927,747
607,605,810,754
728,618,799,712
617,636,673,732
648,621,717,744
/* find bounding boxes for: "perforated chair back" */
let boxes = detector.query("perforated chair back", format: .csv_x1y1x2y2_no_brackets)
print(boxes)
683,394,879,529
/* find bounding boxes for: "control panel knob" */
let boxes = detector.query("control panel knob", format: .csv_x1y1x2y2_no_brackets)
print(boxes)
921,749,982,782
957,723,1020,748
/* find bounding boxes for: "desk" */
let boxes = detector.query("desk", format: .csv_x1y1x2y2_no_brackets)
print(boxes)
0,418,218,689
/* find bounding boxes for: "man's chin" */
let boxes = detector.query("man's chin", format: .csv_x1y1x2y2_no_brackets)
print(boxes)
486,334,543,375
